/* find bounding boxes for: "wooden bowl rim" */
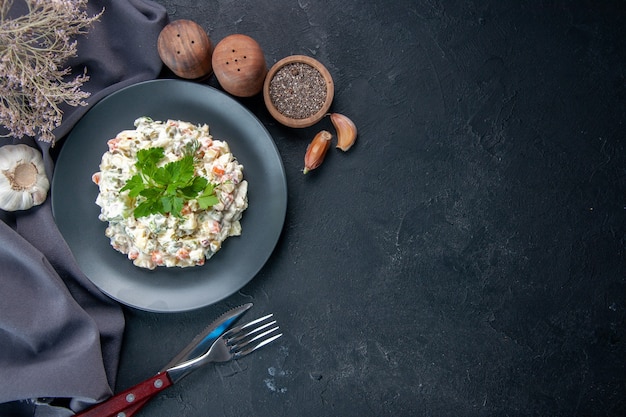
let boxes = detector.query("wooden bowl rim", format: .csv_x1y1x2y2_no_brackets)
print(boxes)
263,55,334,128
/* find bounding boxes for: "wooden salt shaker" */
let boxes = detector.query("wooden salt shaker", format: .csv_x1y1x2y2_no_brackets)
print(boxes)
157,20,213,79
212,34,267,97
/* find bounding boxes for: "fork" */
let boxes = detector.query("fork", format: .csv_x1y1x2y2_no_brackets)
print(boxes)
166,313,282,381
75,314,282,417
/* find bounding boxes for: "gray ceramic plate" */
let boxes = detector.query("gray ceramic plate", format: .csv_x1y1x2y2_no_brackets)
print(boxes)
52,79,287,312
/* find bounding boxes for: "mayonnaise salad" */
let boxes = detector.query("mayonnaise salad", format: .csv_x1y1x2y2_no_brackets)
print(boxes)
92,117,248,269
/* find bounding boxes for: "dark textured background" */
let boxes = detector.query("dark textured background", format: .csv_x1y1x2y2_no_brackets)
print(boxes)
117,1,625,416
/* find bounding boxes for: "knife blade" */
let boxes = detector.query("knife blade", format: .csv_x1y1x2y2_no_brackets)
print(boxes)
161,302,253,370
75,303,253,417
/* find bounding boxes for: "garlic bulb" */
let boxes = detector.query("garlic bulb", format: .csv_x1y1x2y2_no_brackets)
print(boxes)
0,144,50,211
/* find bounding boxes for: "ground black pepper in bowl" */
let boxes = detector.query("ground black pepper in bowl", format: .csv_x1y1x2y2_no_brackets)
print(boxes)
263,55,334,128
268,62,327,119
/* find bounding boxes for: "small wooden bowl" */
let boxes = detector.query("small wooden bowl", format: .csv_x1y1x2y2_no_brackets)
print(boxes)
263,55,334,128
157,20,213,80
212,34,267,97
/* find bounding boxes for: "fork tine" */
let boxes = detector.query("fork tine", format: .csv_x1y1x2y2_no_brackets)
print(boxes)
224,313,273,338
228,319,277,345
233,327,282,358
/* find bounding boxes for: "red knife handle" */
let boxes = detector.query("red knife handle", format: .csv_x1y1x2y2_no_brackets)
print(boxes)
111,398,151,417
74,372,173,417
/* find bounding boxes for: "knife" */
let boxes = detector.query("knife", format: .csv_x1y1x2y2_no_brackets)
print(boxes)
75,303,252,417
162,302,253,370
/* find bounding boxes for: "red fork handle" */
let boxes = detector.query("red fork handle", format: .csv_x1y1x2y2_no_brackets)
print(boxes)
74,372,173,417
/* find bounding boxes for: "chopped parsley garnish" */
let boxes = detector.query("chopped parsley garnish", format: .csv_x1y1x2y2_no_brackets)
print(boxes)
121,144,219,218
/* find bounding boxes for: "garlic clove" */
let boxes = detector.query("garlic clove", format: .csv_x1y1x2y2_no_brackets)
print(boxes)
303,130,332,174
329,113,357,151
2,188,27,211
32,187,48,206
18,191,33,210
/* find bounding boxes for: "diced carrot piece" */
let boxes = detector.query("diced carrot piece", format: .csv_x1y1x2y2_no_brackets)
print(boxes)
151,251,164,265
181,203,192,215
209,220,221,234
107,137,120,151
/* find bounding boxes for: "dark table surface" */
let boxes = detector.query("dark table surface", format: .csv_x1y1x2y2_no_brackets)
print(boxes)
115,1,625,416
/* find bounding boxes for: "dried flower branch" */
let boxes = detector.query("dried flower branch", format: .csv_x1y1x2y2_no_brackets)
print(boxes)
0,0,103,143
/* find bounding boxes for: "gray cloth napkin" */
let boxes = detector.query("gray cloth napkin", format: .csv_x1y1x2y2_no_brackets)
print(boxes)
0,0,168,415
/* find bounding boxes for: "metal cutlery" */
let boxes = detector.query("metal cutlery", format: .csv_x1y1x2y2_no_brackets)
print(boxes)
74,304,281,417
